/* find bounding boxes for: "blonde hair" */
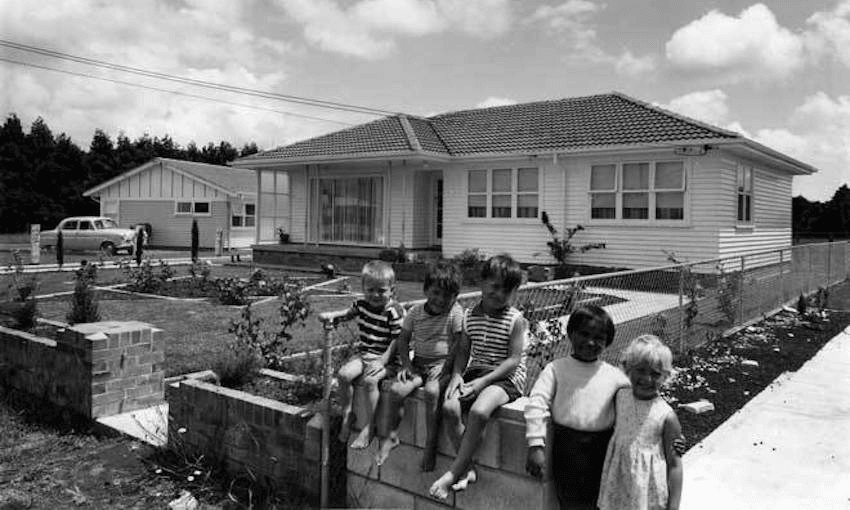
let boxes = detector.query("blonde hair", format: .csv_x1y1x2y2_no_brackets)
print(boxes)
361,260,396,285
621,334,673,381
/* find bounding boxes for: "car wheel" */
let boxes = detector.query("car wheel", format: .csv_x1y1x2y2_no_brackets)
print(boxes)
100,241,116,256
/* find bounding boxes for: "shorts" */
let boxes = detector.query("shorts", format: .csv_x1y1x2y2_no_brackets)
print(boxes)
460,366,522,405
551,424,613,508
410,356,448,385
348,352,398,384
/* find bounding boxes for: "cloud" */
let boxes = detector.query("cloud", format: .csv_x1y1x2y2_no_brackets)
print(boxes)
753,92,850,201
665,4,806,83
805,0,850,67
657,89,743,132
277,0,513,59
0,0,348,151
614,51,657,76
476,96,518,108
528,1,656,76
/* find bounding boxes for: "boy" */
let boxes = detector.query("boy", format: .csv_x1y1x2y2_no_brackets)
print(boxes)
374,261,464,469
336,260,405,449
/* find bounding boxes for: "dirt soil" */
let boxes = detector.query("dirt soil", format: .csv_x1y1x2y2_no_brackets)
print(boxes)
2,281,849,509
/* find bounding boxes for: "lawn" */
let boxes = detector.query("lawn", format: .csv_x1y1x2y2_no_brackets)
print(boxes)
28,262,474,377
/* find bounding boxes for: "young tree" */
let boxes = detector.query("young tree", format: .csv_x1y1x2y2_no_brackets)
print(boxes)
191,219,199,262
67,263,100,324
134,227,144,266
56,230,64,267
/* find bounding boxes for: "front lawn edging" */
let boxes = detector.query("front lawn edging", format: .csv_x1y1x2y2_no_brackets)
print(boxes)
166,368,346,506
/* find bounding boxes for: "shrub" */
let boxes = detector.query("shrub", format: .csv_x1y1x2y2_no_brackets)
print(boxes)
67,263,100,324
538,211,606,267
216,276,252,305
134,228,144,266
188,260,212,293
121,258,173,293
1,251,38,329
218,304,264,387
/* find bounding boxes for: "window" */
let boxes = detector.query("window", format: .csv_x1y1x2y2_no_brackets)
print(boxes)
737,165,753,223
175,201,210,216
589,161,685,221
310,176,383,243
259,171,291,242
466,167,539,219
79,221,93,230
232,203,256,227
61,220,78,230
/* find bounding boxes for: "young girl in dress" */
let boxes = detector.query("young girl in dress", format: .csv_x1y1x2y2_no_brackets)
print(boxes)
598,335,683,510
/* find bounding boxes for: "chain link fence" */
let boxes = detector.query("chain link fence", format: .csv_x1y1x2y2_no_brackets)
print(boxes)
314,240,849,506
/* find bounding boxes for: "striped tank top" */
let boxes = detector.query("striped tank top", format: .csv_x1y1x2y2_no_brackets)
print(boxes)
464,304,527,394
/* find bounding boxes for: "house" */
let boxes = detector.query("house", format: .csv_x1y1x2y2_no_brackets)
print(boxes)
231,92,817,269
83,157,257,249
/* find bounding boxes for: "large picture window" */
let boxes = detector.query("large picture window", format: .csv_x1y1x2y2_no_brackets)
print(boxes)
175,201,211,216
311,176,384,244
589,161,685,221
737,165,753,223
259,171,291,242
466,167,539,219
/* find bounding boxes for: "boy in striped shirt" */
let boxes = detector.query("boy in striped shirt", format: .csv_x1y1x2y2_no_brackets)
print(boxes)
336,260,405,449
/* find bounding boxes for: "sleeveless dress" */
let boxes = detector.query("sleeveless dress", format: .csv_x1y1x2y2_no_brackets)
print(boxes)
597,389,675,510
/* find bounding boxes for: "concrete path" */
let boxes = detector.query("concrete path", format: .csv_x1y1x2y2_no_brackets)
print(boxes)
681,325,850,510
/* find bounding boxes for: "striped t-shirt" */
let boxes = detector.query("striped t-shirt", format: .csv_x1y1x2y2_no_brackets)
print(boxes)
402,302,464,360
353,299,405,356
465,304,527,394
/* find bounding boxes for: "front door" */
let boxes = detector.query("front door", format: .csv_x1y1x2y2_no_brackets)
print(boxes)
433,177,443,247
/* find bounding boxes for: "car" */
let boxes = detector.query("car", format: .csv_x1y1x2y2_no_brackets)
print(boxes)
40,216,137,255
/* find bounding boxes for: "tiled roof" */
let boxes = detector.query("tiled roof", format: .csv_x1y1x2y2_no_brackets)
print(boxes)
161,159,256,194
242,92,740,162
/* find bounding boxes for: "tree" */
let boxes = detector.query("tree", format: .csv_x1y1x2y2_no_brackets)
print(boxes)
191,219,199,262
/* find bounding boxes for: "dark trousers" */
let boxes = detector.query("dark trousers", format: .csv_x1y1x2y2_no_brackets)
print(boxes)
551,424,613,510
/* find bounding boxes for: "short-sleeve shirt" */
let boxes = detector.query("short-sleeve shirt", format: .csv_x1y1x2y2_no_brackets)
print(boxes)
354,299,405,356
402,302,464,360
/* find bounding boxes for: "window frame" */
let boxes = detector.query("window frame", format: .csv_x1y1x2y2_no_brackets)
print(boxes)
736,164,754,225
175,201,212,216
588,160,688,224
231,203,256,228
465,166,540,221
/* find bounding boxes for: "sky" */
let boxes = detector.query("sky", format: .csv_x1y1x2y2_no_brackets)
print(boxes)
1,0,849,202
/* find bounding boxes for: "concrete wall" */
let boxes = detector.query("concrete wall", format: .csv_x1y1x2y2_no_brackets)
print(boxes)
347,394,558,510
0,320,164,418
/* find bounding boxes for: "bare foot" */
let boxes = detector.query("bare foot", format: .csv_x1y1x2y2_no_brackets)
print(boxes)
451,468,477,491
429,471,455,501
419,448,437,472
349,427,373,449
375,434,400,466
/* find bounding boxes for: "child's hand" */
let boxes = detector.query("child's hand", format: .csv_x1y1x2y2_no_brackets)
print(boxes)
397,367,414,383
364,360,385,377
445,374,463,399
525,446,546,479
673,434,687,456
458,379,482,401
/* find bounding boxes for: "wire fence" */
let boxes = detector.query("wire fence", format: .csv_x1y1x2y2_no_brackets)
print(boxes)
314,240,849,507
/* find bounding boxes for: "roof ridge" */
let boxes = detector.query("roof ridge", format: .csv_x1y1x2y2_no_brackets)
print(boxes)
610,91,742,139
396,115,422,152
427,92,615,119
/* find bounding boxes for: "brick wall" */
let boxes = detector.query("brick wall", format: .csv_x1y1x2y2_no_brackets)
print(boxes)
166,370,346,505
0,320,164,419
347,393,559,510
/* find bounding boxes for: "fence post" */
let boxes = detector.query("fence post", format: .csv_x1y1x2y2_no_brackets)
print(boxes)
678,263,685,353
30,224,41,265
319,315,334,509
739,255,746,324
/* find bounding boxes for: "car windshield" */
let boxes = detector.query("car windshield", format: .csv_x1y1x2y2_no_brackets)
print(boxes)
101,219,119,229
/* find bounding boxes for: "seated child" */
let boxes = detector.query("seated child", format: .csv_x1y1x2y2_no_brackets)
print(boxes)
524,305,630,510
374,260,464,469
335,260,405,449
597,335,683,510
429,254,527,500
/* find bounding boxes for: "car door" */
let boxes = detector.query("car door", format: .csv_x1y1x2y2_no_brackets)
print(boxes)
76,220,96,251
59,219,78,249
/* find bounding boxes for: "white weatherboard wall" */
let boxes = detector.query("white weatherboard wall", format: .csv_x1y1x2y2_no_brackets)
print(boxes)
97,163,232,248
440,149,797,269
